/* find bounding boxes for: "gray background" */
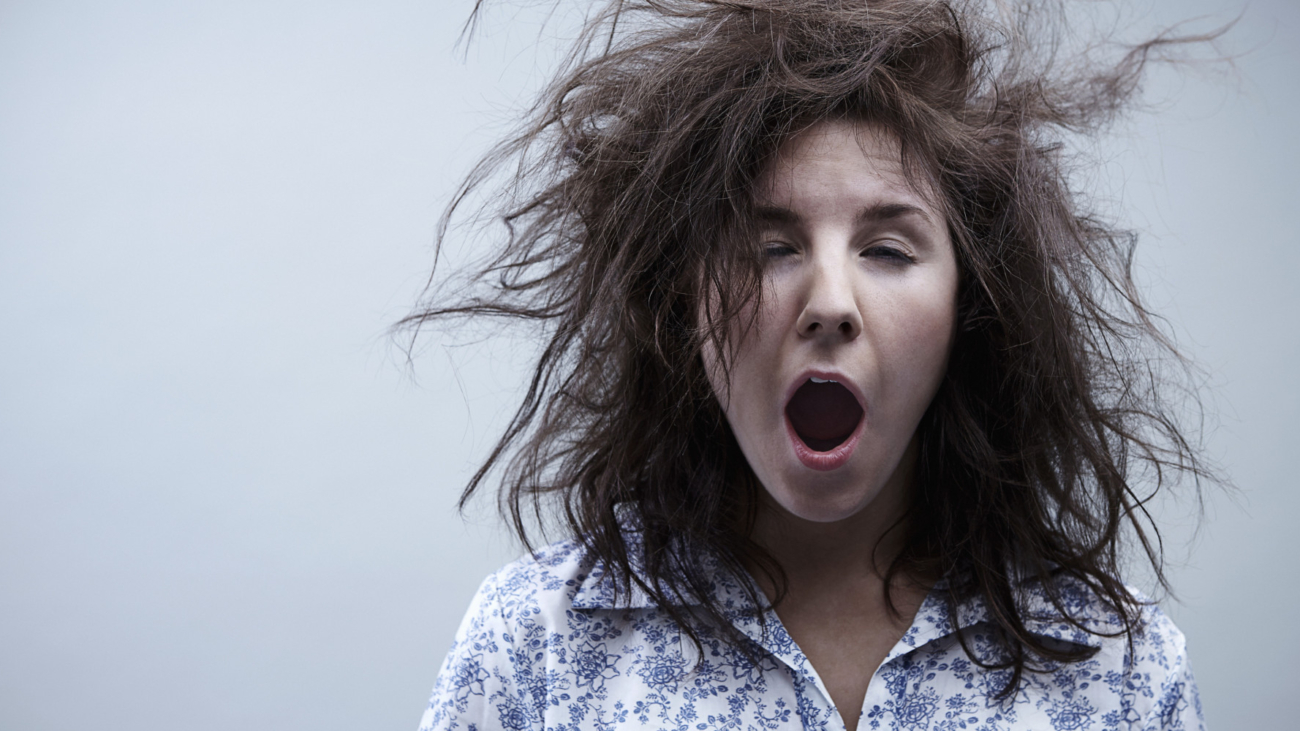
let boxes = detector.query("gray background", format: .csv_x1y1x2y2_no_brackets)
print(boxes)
1,0,1294,728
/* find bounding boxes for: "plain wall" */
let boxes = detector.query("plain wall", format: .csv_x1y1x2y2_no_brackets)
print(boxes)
1,0,1295,728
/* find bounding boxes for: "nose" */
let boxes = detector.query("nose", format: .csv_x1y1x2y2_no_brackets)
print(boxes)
795,255,862,342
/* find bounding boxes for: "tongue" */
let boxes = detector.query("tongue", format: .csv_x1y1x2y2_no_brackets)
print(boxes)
786,381,863,452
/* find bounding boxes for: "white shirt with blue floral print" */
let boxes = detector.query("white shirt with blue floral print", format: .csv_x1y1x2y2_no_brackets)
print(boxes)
418,538,1202,731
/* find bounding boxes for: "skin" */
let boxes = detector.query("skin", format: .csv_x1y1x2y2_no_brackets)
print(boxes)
701,120,960,731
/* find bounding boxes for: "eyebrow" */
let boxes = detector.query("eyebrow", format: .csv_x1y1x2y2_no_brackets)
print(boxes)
753,202,935,227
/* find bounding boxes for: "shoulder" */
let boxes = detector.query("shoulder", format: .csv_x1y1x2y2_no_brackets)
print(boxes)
1128,595,1192,670
1023,573,1195,673
1123,598,1202,728
1013,575,1203,729
466,538,597,625
1011,572,1183,649
418,539,599,731
472,529,664,617
478,538,589,599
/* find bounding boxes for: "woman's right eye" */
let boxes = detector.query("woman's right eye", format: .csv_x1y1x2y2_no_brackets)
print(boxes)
762,242,797,259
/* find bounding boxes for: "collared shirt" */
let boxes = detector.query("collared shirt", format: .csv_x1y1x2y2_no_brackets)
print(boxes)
418,539,1203,731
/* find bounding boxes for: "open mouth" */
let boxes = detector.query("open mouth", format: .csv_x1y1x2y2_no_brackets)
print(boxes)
785,377,865,452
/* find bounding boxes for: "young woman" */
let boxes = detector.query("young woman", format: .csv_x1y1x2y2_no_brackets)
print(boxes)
411,2,1213,729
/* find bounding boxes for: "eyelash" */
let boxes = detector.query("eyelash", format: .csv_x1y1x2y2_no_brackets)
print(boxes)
862,244,915,264
761,242,915,264
762,242,798,258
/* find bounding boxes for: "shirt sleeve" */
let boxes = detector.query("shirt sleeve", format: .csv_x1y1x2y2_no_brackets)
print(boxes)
417,572,540,731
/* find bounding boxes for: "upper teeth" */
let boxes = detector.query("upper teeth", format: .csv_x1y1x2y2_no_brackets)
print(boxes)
810,377,837,384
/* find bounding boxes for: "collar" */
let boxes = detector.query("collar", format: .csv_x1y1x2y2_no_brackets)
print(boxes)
568,530,725,610
566,539,1114,711
567,537,1114,653
568,552,662,610
890,572,1113,665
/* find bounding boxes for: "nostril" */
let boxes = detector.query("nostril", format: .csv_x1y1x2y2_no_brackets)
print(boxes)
797,306,859,339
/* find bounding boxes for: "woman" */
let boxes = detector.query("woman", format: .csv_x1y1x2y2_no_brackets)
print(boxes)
411,1,1213,729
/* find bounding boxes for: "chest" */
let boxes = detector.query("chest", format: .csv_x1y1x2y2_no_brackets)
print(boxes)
522,612,1120,731
775,598,912,731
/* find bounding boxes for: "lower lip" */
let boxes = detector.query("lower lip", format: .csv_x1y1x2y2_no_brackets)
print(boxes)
785,414,865,471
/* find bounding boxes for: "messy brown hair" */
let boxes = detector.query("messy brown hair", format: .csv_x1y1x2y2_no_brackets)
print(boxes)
404,0,1216,694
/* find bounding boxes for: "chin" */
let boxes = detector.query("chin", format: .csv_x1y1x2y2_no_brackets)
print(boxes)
760,466,884,524
750,424,917,527
773,499,865,524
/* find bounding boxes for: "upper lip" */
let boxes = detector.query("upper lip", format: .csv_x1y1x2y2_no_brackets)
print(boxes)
783,368,867,414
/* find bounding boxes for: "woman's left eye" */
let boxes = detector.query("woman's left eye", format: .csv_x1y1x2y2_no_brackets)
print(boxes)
861,244,914,263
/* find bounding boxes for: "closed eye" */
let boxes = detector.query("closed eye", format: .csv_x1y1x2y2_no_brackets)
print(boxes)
763,242,799,259
861,244,915,264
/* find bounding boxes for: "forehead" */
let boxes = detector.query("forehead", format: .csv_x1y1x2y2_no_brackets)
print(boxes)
753,120,940,217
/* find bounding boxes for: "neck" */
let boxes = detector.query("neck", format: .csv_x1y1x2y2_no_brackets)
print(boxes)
752,495,909,591
749,441,919,596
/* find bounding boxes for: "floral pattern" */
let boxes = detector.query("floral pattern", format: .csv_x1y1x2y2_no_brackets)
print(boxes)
418,539,1202,730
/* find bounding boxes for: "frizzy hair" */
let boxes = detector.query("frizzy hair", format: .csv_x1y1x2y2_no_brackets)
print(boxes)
403,0,1218,694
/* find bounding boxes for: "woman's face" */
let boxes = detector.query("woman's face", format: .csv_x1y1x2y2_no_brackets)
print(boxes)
702,120,959,524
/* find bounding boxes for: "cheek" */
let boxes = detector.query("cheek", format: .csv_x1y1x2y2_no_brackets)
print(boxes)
700,333,769,425
880,281,958,400
698,285,787,411
911,292,958,391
